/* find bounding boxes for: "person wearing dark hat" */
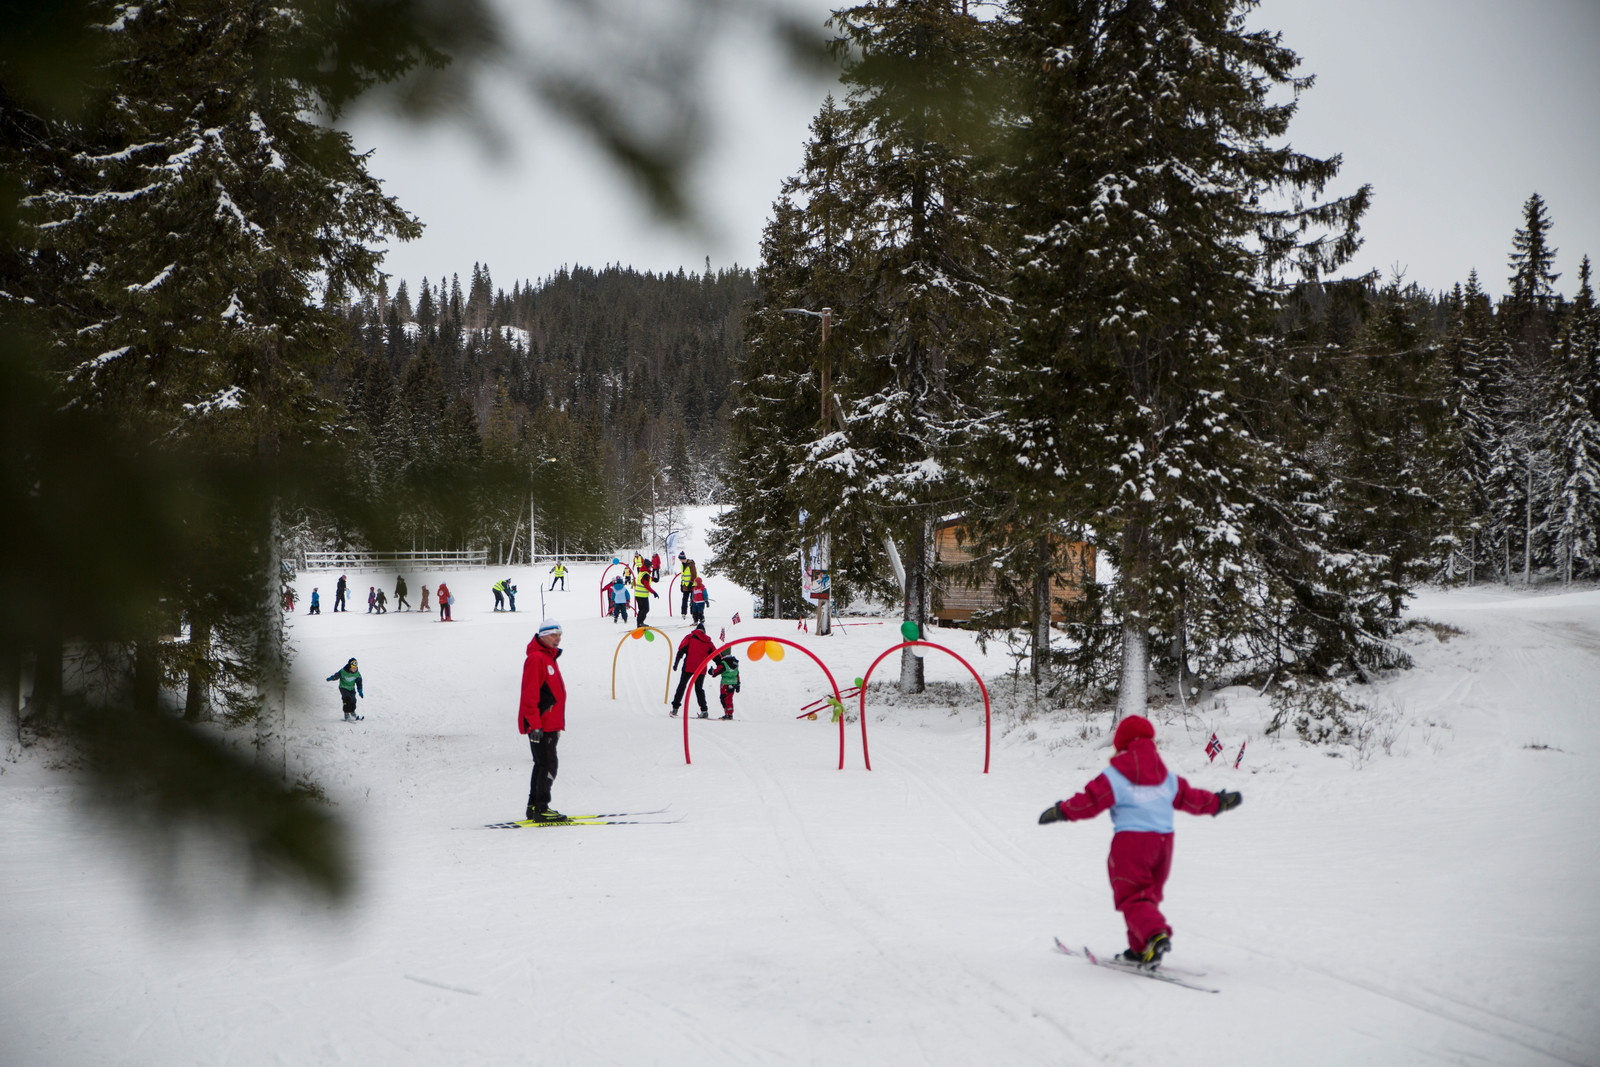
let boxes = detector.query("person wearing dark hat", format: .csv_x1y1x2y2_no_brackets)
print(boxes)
1038,715,1241,968
518,618,568,821
326,658,364,721
669,620,716,718
677,553,697,616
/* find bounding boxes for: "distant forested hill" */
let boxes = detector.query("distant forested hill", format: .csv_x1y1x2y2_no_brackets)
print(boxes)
318,263,756,557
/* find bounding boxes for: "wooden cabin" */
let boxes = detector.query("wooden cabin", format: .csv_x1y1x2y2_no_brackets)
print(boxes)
932,520,1094,624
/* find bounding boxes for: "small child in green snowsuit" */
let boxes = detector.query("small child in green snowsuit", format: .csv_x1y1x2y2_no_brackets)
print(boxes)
326,658,364,721
710,653,740,720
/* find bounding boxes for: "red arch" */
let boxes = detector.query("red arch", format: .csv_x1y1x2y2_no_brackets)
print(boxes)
667,573,684,616
683,636,847,769
856,641,992,773
598,563,632,619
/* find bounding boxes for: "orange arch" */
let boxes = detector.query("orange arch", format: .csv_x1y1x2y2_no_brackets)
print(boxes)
683,636,847,769
610,626,672,705
856,641,992,773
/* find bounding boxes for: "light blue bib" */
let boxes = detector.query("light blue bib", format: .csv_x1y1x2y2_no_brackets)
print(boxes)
1104,765,1177,834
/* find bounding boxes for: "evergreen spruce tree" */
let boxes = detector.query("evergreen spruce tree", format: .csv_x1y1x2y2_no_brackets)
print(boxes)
824,0,1007,686
1545,255,1600,580
991,0,1378,715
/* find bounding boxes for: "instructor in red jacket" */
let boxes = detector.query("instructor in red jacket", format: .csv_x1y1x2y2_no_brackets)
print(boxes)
669,621,716,718
519,618,568,822
1039,715,1241,968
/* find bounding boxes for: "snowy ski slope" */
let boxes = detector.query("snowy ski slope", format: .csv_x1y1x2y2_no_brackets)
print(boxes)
2,516,1597,1065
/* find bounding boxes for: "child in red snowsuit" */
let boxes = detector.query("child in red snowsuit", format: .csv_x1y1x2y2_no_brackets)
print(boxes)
1039,715,1240,967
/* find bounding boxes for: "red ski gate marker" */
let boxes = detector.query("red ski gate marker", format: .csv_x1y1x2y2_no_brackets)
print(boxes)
856,641,992,773
683,636,847,769
598,561,630,619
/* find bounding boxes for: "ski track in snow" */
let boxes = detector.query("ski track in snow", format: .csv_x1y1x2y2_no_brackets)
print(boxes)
2,522,1599,1066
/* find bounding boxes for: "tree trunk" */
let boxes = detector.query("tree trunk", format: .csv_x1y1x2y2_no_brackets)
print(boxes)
1171,596,1196,703
29,633,63,727
1031,533,1050,686
0,644,20,761
899,517,932,694
255,509,286,779
1116,619,1148,721
184,613,212,723
1523,462,1533,584
132,638,160,717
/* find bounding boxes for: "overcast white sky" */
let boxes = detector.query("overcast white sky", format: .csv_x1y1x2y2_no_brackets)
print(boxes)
342,0,1600,299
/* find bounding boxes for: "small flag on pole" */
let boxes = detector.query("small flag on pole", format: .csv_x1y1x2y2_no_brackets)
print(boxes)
731,612,741,625
1234,740,1247,769
719,627,725,642
1205,733,1222,761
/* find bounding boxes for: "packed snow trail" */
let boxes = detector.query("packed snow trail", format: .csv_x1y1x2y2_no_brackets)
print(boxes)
1,548,1598,1064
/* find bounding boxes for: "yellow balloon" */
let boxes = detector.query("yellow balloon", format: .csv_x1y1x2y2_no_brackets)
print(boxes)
766,642,786,662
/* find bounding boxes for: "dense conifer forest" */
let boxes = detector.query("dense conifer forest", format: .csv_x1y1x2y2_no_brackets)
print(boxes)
322,263,757,558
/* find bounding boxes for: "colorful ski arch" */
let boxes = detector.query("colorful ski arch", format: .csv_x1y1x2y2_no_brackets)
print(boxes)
610,626,672,705
598,562,633,619
684,636,847,769
856,641,992,773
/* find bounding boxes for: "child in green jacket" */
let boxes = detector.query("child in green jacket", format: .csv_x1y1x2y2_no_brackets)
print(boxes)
326,658,364,721
710,653,740,720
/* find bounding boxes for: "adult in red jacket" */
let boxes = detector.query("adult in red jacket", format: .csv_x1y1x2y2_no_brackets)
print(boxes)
669,621,716,718
1039,715,1241,967
518,618,568,821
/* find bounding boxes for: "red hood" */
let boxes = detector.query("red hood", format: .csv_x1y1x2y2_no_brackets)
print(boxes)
1109,737,1168,785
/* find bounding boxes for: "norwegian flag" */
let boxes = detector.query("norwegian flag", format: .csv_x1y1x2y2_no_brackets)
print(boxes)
1205,733,1223,761
719,627,725,643
731,612,741,625
1234,740,1247,769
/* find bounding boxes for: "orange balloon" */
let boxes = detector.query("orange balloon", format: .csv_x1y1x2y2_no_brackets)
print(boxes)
748,640,767,661
630,628,644,640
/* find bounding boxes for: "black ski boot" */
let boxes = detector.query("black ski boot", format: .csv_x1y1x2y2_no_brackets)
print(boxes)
1140,932,1171,968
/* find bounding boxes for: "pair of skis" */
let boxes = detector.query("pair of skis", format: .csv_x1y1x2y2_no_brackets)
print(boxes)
1054,937,1219,994
484,806,680,829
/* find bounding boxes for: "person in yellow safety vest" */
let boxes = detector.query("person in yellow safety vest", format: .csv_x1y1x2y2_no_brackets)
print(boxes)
493,578,509,611
678,552,697,615
548,561,567,591
633,552,646,577
633,567,657,628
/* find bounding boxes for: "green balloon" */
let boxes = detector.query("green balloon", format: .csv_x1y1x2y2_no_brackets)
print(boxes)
643,630,655,642
854,677,865,688
900,620,920,642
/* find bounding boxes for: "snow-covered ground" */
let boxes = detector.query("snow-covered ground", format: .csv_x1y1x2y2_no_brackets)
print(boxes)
3,515,1598,1065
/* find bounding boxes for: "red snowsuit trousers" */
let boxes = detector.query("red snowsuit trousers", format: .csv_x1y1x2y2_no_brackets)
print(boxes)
1108,830,1174,952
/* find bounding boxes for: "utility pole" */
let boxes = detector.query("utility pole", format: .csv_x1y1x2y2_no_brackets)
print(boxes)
783,307,834,635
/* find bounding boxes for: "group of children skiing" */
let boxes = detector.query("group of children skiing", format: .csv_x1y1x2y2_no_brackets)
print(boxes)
606,551,710,628
300,574,457,620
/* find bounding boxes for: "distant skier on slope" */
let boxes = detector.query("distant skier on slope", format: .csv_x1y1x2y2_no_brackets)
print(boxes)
609,576,631,623
326,657,364,721
633,567,657,628
518,618,568,822
1038,715,1241,968
549,561,567,590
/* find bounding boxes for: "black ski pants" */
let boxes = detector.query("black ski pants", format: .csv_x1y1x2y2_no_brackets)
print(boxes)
672,669,708,713
528,731,561,810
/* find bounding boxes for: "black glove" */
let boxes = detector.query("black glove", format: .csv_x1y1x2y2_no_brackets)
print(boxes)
529,729,543,743
1038,804,1063,825
1215,790,1242,814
